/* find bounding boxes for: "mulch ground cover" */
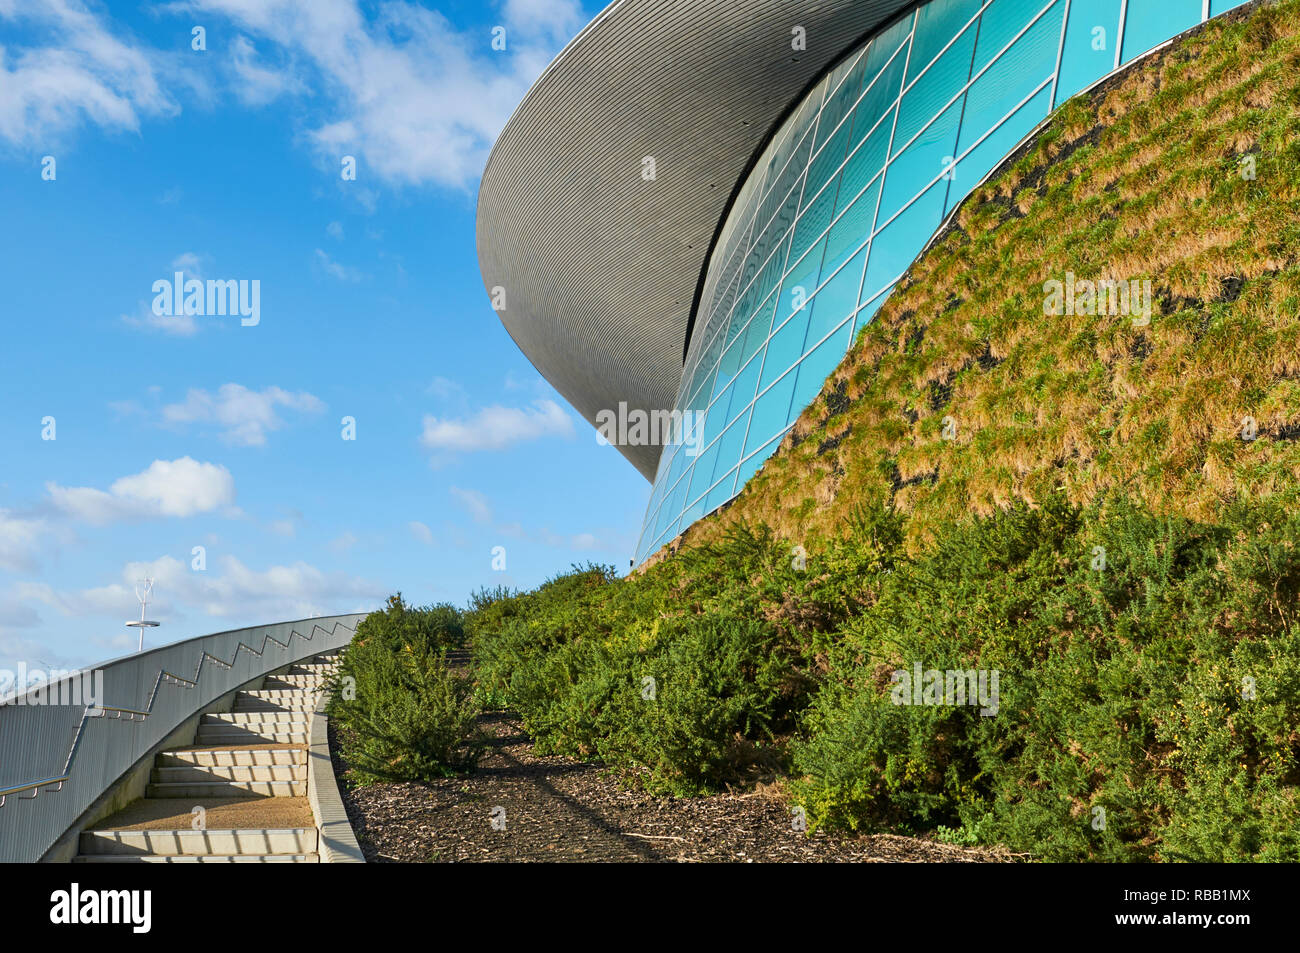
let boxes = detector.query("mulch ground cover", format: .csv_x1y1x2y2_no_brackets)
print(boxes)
331,711,1015,863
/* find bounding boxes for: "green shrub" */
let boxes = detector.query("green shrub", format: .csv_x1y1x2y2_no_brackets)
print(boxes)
462,495,1300,860
789,497,1300,861
330,594,481,781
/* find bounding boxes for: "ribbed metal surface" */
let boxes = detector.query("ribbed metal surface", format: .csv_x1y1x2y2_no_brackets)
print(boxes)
0,614,365,862
477,0,915,479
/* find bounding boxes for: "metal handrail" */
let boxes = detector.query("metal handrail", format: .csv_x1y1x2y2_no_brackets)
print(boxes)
0,619,358,808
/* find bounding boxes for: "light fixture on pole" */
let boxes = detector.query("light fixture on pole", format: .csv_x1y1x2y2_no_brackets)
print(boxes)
125,578,160,652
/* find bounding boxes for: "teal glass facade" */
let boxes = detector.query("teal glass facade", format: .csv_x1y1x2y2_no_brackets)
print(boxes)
634,0,1246,564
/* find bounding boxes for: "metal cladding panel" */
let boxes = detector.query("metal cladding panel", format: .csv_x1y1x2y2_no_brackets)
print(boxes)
477,0,916,480
0,614,366,862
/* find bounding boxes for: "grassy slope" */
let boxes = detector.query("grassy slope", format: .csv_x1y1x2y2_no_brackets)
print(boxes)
663,0,1300,560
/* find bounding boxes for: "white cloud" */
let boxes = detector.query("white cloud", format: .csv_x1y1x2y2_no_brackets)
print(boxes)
170,250,204,277
0,510,45,572
19,553,384,622
313,248,363,282
47,457,236,524
426,376,464,400
122,300,199,336
170,0,582,188
421,398,573,453
328,532,357,553
228,34,305,105
0,0,177,149
0,0,582,189
325,220,344,240
449,487,492,524
540,528,608,551
160,383,325,446
409,520,433,545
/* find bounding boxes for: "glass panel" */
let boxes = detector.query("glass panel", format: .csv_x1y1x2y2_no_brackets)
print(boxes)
737,428,789,488
849,54,908,161
906,0,983,86
760,308,812,392
894,25,977,152
948,83,1053,215
824,174,879,279
973,0,1062,75
791,174,838,263
727,351,764,420
864,177,947,301
853,283,895,337
1055,0,1122,98
804,247,866,353
706,469,739,512
713,411,751,484
1121,1,1201,64
791,318,855,418
744,370,799,458
879,95,964,226
814,49,868,153
687,441,721,503
778,236,827,328
741,292,778,365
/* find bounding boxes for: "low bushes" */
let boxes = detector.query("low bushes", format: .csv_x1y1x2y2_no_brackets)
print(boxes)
466,495,1300,861
329,595,482,782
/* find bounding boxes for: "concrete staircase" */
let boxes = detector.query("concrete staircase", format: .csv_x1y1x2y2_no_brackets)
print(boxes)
74,654,338,863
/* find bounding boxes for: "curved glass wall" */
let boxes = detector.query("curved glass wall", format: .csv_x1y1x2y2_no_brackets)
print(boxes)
634,0,1249,564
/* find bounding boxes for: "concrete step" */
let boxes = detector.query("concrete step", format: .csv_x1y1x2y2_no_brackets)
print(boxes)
146,779,305,798
160,747,305,768
79,828,318,856
232,697,315,712
152,763,305,783
289,663,338,675
238,689,316,703
262,674,328,689
73,853,319,863
196,726,308,745
203,711,310,726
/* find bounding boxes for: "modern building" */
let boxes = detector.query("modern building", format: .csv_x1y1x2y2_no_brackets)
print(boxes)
477,0,1251,566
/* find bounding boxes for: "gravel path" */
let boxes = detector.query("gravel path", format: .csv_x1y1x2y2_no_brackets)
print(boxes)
332,711,1012,863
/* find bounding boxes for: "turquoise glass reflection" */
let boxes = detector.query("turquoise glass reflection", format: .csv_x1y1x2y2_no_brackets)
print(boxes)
634,0,1248,564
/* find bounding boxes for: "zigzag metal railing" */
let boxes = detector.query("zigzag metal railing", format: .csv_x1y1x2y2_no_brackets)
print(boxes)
0,619,359,807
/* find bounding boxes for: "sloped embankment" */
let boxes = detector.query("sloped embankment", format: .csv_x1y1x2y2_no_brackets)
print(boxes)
672,0,1300,557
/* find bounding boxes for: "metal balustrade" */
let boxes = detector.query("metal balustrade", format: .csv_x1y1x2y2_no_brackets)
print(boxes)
0,613,365,862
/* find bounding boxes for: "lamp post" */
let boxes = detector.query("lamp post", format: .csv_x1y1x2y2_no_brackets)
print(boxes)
125,578,160,652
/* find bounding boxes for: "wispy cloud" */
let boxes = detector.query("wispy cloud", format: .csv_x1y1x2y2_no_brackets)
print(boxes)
0,0,177,149
449,486,492,524
160,383,325,446
0,0,582,189
228,34,305,105
18,552,384,622
46,457,237,524
421,398,573,454
122,300,198,336
313,248,363,282
167,0,582,188
0,510,46,572
409,520,434,545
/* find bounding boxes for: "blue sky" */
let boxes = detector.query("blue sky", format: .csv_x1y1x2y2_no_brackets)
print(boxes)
0,0,650,673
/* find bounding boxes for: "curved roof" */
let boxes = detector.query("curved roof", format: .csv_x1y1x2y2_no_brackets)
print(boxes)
476,0,914,479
